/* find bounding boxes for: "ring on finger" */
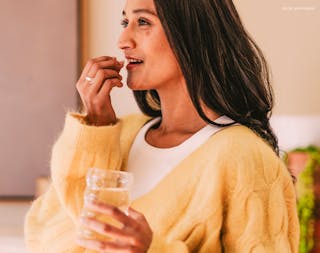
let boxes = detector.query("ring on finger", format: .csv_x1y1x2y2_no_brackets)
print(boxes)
85,76,94,84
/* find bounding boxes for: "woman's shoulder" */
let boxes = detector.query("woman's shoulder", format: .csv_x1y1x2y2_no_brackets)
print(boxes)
204,125,288,186
208,124,274,155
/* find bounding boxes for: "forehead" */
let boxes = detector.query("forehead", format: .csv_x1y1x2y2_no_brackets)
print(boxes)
123,0,156,14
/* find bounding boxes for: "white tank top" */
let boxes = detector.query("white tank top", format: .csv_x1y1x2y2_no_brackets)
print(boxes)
127,116,235,199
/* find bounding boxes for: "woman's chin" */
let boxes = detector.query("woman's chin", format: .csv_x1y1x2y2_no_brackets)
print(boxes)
127,83,139,90
126,81,146,91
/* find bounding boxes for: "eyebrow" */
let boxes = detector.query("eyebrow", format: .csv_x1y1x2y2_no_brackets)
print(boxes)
122,9,157,17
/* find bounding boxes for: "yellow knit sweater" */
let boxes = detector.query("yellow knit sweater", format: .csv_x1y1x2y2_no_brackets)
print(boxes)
24,113,299,253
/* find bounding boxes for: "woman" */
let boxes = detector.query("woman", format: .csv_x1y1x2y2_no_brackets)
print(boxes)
24,0,300,252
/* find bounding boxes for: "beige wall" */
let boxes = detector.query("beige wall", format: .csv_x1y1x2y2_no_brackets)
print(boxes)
81,0,125,66
0,0,78,196
80,0,320,116
233,0,320,115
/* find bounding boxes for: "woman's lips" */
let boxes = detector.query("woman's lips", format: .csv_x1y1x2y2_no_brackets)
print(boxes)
125,58,144,70
126,63,143,70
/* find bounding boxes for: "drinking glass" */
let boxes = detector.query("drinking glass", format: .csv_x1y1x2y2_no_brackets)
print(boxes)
78,168,134,241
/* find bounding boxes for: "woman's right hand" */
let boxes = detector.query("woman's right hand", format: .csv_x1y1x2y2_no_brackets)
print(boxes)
76,56,124,126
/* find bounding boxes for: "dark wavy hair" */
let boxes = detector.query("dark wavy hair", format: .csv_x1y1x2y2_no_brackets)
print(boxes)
133,0,279,155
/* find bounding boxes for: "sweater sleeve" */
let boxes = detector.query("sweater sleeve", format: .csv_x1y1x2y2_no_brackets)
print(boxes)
24,112,126,252
50,112,124,224
147,235,190,253
220,140,300,253
24,184,84,253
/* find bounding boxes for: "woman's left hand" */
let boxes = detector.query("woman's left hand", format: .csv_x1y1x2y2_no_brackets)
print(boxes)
76,201,153,253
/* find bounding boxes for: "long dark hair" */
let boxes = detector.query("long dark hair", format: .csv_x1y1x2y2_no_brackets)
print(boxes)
133,0,279,154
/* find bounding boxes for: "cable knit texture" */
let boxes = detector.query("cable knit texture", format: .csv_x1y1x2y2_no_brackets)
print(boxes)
24,113,299,253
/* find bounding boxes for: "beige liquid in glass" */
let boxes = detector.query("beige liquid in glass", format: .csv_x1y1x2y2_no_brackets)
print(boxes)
80,187,130,242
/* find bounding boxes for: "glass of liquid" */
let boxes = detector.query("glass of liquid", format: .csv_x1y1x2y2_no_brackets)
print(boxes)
78,168,134,242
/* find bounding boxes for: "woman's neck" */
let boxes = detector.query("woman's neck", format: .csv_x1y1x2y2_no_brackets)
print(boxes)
159,93,206,134
145,84,220,148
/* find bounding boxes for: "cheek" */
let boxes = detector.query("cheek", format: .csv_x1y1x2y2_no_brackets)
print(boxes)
147,39,180,72
144,58,183,89
146,39,182,83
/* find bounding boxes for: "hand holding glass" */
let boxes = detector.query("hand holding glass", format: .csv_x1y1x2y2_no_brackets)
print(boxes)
78,168,134,242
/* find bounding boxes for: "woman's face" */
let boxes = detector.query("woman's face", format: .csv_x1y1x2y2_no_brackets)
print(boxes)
118,0,184,91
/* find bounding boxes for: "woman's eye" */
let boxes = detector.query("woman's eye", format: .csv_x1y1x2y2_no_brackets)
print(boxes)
138,18,150,26
121,20,128,28
120,18,150,28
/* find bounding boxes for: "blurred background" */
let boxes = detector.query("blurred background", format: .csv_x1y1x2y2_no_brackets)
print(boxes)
0,0,319,252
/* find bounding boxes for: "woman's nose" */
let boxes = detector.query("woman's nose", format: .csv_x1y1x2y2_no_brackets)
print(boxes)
117,27,136,50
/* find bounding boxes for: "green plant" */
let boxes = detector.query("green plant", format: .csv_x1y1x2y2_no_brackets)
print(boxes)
288,146,320,253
